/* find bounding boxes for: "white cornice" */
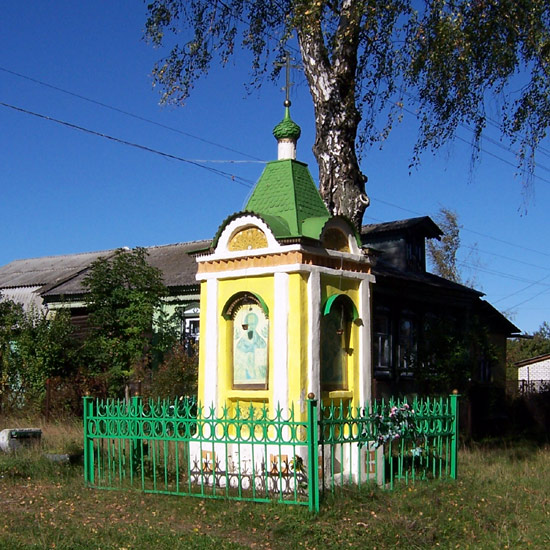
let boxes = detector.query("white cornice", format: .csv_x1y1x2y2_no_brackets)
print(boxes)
197,262,376,283
197,240,374,265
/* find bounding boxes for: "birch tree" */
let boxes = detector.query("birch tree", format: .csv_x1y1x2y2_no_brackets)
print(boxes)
145,0,550,228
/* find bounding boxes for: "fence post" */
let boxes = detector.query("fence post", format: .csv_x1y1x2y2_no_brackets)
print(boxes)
83,395,95,486
449,391,460,480
130,392,142,475
306,393,319,513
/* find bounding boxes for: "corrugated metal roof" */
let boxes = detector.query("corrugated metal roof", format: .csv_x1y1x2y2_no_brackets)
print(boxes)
40,240,211,297
0,286,44,311
146,240,210,288
0,240,211,302
0,250,113,288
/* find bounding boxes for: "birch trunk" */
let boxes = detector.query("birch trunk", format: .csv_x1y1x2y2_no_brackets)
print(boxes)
297,1,369,229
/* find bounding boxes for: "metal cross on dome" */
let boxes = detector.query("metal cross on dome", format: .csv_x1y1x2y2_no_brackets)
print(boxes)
275,51,300,107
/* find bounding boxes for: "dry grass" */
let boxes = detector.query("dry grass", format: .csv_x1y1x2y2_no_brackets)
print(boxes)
1,425,549,549
0,415,82,454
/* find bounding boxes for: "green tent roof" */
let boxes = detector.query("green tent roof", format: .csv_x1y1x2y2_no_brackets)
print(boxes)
244,159,330,240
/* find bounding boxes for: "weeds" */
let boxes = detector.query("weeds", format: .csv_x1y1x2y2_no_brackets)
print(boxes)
1,425,549,549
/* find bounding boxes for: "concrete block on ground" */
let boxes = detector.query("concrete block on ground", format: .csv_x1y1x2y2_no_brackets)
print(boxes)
0,428,42,452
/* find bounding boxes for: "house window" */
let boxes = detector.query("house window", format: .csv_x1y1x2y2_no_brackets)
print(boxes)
223,293,269,389
186,319,200,341
406,240,424,270
479,357,492,383
398,316,416,374
373,311,391,376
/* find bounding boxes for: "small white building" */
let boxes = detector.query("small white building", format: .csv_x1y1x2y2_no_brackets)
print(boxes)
516,354,550,393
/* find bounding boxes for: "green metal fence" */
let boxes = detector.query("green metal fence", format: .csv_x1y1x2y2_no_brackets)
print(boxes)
318,395,459,495
83,394,458,512
83,396,318,509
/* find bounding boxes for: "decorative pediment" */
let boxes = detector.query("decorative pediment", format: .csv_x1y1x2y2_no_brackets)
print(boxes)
228,227,269,252
322,227,351,253
214,214,280,256
321,217,362,256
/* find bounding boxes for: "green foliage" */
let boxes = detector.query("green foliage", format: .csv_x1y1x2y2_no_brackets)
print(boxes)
427,207,480,287
139,341,198,399
145,0,550,191
82,247,168,394
13,308,77,402
427,207,461,283
507,321,550,367
0,295,77,412
0,297,24,409
415,315,496,395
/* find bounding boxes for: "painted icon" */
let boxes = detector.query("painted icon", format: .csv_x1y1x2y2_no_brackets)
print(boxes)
233,304,268,388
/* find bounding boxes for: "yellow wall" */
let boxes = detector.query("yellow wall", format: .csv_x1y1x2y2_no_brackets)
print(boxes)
197,269,364,416
287,272,310,413
216,275,274,409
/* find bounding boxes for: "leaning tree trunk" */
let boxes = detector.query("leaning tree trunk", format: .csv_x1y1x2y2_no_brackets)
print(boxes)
297,1,369,230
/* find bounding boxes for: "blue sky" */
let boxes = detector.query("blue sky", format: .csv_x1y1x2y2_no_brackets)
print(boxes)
1,1,549,334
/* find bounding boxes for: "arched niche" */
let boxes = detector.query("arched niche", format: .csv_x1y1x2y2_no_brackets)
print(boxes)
320,294,359,391
222,292,269,390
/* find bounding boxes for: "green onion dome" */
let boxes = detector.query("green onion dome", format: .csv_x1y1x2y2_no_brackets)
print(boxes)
273,107,301,141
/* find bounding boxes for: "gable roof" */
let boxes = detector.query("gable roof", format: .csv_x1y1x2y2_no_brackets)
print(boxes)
0,218,518,336
514,353,550,368
362,216,442,242
0,241,211,305
41,241,210,298
0,250,113,289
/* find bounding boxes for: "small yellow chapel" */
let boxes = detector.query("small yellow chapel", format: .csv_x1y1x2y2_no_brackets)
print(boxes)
195,103,376,419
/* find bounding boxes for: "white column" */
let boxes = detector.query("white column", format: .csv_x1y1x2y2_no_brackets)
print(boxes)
358,275,374,404
307,270,321,400
272,272,289,409
203,277,219,409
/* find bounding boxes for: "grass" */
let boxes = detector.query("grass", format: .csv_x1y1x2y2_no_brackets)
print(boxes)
0,421,549,549
0,415,83,455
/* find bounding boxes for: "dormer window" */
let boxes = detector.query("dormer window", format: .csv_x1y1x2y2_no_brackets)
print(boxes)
406,239,424,271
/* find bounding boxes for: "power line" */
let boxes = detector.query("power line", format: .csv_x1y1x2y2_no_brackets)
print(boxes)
506,285,550,311
491,273,550,305
398,102,550,186
4,66,550,267
484,115,550,161
400,88,550,164
462,244,549,271
369,205,550,310
3,100,547,316
0,101,257,189
457,259,550,287
372,197,550,307
372,196,550,260
0,65,264,162
4,67,549,245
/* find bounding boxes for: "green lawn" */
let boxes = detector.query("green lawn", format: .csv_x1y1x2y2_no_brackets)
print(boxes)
0,431,549,549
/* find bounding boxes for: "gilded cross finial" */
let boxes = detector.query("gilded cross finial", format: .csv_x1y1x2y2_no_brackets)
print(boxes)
275,51,300,107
